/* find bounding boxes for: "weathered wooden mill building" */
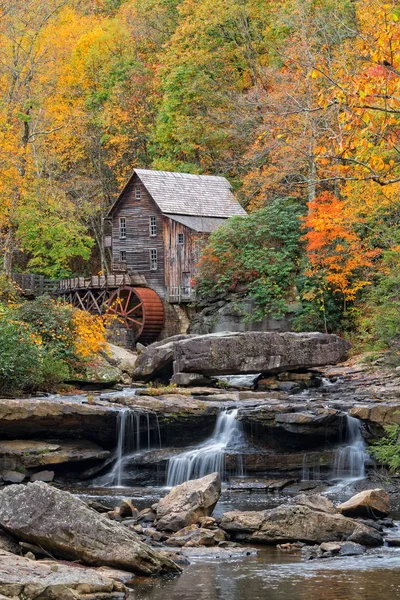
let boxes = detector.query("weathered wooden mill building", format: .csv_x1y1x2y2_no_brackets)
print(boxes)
106,169,246,300
58,169,246,345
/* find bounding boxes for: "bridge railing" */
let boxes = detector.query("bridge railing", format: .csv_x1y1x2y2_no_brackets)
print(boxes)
11,273,58,296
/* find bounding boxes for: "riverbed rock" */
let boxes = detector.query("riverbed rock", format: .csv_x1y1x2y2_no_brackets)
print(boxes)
29,470,54,483
173,332,351,377
220,504,383,546
0,399,117,446
0,549,127,599
346,524,384,546
0,439,110,472
0,530,20,555
0,482,180,575
293,494,335,514
337,489,390,518
1,471,25,484
318,541,365,557
103,343,138,376
134,335,196,381
166,524,226,547
70,355,122,387
155,472,221,532
171,373,213,387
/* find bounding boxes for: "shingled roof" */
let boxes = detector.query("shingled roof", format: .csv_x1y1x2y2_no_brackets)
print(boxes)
108,169,247,219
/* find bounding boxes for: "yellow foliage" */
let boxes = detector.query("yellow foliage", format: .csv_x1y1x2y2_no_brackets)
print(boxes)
72,310,108,359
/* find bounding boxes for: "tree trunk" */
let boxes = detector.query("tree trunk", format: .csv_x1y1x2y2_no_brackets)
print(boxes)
3,228,14,276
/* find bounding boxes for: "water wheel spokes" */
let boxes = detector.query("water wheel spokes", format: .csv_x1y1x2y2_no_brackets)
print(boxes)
106,286,164,344
107,287,144,334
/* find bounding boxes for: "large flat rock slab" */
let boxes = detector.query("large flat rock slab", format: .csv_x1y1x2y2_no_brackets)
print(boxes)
0,550,126,599
220,504,383,546
0,399,117,444
0,440,110,471
0,482,180,575
174,332,351,376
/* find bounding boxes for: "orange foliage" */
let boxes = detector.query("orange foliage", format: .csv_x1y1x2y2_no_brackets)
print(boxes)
304,192,381,301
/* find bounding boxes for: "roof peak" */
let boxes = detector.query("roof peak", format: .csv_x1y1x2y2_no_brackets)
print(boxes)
108,168,247,219
134,168,230,183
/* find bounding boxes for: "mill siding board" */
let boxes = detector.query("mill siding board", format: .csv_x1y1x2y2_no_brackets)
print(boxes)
108,169,246,300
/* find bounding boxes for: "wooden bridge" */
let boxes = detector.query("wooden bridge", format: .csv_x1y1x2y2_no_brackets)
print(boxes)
12,271,164,345
11,273,58,296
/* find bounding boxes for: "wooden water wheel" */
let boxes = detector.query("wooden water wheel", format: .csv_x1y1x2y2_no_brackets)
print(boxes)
106,286,164,345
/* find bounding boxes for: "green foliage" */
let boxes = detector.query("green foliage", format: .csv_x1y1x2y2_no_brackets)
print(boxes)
215,379,231,390
359,250,400,349
17,193,93,278
0,319,44,395
370,425,400,473
15,296,77,364
0,296,105,395
0,275,21,303
196,198,305,320
293,269,348,334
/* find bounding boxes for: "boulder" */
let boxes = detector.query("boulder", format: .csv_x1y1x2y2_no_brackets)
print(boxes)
346,524,384,546
173,332,351,376
103,344,138,376
171,372,213,387
319,541,365,557
337,489,390,518
134,335,196,381
69,355,122,387
0,550,126,599
166,524,226,547
155,472,221,532
220,504,383,546
1,471,25,484
0,482,180,575
293,494,335,514
30,470,54,483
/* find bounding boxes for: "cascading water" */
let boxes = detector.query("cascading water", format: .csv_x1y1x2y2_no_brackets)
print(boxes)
166,408,244,487
301,414,369,483
332,414,368,481
93,407,162,487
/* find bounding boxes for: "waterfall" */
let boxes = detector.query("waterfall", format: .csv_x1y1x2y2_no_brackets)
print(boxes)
166,408,244,487
93,407,161,487
332,415,368,481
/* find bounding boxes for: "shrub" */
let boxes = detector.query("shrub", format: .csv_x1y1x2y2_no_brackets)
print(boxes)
0,297,107,395
358,250,400,350
370,425,400,473
0,319,44,395
196,198,305,320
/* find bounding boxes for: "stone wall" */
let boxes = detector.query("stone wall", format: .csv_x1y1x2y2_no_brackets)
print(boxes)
189,297,298,335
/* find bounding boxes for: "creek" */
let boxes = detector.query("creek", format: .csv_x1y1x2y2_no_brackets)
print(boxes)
56,377,399,600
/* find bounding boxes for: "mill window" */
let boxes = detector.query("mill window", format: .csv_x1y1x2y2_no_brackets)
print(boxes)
149,216,157,237
120,250,126,263
150,248,157,271
177,233,184,245
135,186,141,201
119,217,126,239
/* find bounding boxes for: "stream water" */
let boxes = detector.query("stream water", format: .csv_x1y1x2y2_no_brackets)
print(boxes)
132,546,400,600
166,408,244,486
69,384,399,599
